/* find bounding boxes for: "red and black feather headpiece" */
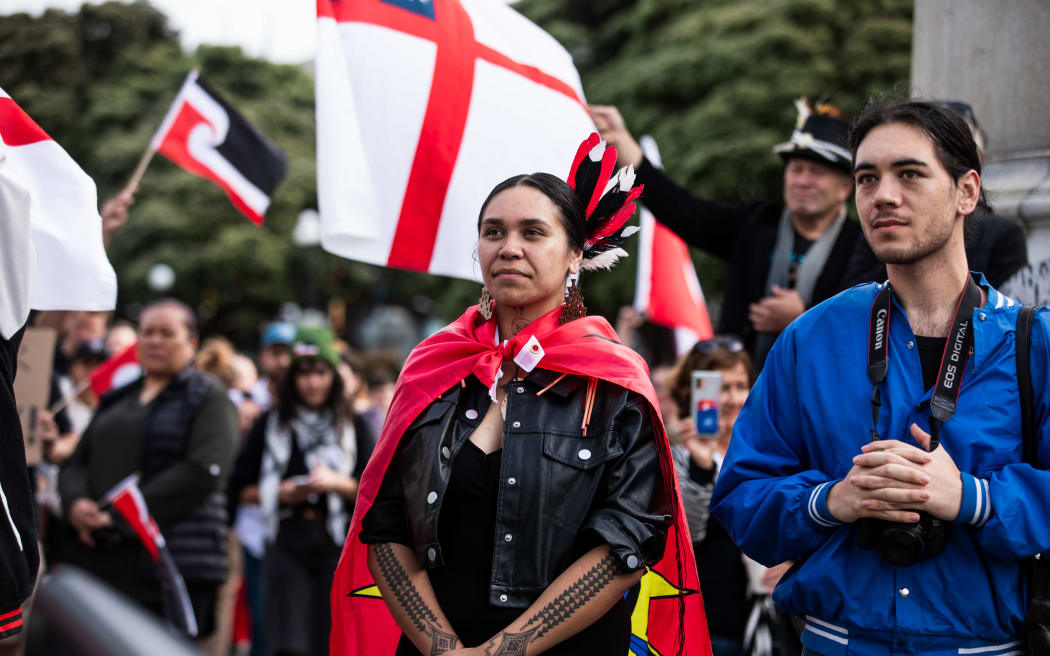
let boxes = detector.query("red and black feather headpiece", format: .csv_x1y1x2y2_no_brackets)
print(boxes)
566,132,644,270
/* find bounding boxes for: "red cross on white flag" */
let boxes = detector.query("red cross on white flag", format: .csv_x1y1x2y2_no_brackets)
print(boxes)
315,0,595,280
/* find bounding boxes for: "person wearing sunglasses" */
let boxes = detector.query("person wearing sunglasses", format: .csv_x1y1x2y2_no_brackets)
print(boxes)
666,338,759,655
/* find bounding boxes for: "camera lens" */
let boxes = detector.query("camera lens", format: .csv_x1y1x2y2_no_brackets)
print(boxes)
879,525,925,567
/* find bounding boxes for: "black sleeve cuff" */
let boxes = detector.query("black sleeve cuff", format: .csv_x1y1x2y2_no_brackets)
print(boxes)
359,464,413,546
581,508,671,572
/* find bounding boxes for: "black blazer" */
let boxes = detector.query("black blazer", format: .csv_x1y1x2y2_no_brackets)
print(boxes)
634,158,862,359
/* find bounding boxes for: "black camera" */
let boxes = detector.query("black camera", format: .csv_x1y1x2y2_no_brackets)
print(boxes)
857,513,950,567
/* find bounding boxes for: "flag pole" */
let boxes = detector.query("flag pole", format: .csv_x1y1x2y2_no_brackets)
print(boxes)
48,378,92,416
122,146,155,196
122,67,200,195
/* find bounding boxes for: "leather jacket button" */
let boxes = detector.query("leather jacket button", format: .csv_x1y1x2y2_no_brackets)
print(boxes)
428,548,437,562
516,386,525,394
578,449,592,460
465,409,479,420
512,421,521,428
499,594,508,603
427,491,438,504
441,446,451,459
504,533,513,542
507,477,517,486
626,555,639,569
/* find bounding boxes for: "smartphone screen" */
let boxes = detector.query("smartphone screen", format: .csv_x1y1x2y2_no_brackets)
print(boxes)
691,370,722,438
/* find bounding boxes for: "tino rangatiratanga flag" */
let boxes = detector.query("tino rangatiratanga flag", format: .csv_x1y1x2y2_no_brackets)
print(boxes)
150,71,287,225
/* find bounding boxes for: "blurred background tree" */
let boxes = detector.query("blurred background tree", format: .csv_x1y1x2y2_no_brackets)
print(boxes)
0,0,480,353
1,0,913,353
516,0,913,322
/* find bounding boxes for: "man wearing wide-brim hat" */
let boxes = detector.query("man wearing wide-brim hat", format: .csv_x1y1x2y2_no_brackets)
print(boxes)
592,100,861,370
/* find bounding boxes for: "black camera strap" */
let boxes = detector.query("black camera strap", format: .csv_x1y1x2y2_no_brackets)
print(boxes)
867,276,982,449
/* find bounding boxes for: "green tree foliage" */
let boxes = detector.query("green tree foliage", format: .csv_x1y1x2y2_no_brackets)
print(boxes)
2,1,913,348
516,0,913,318
1,1,480,348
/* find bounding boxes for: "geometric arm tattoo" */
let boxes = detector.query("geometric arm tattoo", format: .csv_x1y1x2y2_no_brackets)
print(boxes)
372,543,459,655
483,552,622,656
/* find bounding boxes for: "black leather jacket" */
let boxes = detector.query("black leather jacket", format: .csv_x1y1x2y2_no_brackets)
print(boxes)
369,368,672,609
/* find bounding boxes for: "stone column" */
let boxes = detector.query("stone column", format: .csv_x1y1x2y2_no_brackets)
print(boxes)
911,0,1050,262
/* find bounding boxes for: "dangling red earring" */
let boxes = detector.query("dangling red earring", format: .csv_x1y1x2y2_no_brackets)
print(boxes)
560,279,586,324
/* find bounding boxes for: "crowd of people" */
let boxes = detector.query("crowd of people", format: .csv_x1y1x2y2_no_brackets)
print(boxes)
2,93,1047,656
7,306,398,656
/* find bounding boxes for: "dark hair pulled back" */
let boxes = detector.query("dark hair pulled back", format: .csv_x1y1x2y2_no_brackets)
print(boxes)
477,173,586,251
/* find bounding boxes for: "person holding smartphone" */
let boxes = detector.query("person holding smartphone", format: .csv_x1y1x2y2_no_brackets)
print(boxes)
668,337,756,656
229,326,374,656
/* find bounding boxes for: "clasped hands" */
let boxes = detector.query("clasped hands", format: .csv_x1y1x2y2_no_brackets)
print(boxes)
826,423,963,524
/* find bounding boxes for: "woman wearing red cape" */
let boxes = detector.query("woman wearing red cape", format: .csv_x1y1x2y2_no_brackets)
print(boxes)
330,134,711,655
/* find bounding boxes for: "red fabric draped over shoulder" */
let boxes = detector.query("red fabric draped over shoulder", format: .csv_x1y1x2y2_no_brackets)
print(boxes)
330,304,711,655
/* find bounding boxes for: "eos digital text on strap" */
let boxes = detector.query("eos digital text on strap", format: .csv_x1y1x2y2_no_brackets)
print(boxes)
866,275,982,448
859,275,983,567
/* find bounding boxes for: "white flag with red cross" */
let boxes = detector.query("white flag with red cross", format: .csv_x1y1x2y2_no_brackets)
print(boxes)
315,0,595,280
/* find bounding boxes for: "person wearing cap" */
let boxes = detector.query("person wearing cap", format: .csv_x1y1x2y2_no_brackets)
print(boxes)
252,321,296,412
591,101,861,369
711,98,1050,656
841,100,1028,289
229,325,374,656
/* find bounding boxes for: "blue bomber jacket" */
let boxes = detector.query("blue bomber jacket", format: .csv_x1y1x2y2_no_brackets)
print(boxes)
711,274,1050,656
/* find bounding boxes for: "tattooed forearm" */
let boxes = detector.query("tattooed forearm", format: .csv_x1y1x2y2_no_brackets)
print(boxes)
521,553,621,639
483,626,540,656
429,626,458,655
483,553,623,656
373,543,459,654
373,543,439,632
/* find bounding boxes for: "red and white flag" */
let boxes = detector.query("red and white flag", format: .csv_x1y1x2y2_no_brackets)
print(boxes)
90,342,141,397
151,71,287,225
315,0,595,280
105,474,165,561
634,137,714,354
0,88,116,313
104,474,198,637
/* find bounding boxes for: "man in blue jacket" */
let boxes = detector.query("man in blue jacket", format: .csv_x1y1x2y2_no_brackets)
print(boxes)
711,98,1050,656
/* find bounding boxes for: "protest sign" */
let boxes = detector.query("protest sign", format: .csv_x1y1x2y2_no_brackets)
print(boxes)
14,327,56,466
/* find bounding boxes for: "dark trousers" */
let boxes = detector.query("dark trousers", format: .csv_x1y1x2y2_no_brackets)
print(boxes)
242,547,267,656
